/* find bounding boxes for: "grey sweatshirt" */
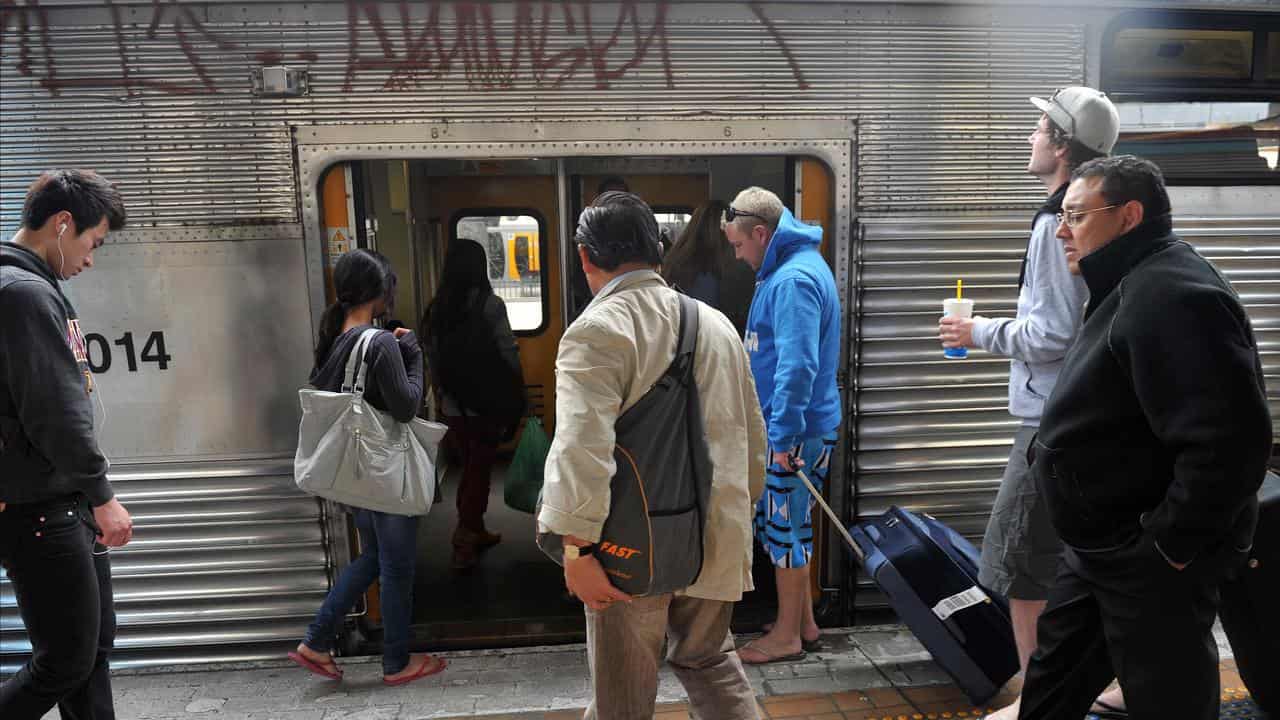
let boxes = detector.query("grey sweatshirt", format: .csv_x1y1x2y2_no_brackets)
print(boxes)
0,242,113,506
970,202,1089,425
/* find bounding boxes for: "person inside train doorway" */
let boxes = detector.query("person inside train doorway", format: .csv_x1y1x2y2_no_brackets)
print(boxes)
661,199,756,337
420,239,525,571
291,249,447,686
937,86,1122,717
537,191,767,718
721,187,841,664
0,170,133,719
1015,156,1272,719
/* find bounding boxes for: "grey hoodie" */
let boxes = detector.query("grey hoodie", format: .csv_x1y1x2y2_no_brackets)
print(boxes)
0,241,113,506
969,187,1089,424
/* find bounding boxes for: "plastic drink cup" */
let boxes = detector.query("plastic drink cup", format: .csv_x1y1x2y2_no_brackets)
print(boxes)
942,298,974,359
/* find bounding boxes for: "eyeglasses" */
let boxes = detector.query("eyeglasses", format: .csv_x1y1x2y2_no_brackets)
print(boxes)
1057,204,1120,228
722,206,766,225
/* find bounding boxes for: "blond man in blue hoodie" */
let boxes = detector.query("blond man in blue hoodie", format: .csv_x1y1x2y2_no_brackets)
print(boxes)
723,187,842,664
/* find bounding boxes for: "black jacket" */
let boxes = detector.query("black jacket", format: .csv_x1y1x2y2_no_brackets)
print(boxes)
309,326,425,424
1033,215,1272,564
0,242,113,506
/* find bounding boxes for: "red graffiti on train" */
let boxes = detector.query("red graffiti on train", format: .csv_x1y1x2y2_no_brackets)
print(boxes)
343,0,673,92
0,0,809,97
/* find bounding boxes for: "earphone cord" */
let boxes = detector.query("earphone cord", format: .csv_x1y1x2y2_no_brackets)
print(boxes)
56,228,66,279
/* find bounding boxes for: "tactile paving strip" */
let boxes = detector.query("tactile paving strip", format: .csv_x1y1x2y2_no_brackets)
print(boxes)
855,690,1270,720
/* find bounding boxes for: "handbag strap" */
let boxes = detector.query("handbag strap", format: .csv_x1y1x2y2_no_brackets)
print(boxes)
341,328,383,397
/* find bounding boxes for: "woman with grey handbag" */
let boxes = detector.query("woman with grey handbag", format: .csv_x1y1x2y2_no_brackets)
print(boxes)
289,249,447,686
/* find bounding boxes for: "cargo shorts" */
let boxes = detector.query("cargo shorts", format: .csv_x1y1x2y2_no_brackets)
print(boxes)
977,424,1064,601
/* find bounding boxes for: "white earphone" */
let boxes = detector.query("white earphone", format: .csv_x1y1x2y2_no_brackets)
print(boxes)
56,220,68,278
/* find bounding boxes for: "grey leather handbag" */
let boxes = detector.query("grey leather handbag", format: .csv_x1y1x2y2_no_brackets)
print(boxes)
294,328,446,515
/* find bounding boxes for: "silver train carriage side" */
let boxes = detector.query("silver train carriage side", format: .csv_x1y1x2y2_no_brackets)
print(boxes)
1,0,1277,671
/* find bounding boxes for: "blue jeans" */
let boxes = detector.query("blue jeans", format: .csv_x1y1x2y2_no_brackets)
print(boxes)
303,509,419,675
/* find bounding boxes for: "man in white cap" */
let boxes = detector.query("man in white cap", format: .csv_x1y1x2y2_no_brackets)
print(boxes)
938,87,1121,719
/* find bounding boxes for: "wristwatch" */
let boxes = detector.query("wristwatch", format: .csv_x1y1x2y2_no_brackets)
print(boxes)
564,543,597,561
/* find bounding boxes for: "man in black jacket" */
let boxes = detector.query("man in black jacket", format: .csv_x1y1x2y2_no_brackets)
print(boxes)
1017,155,1273,719
1,170,132,719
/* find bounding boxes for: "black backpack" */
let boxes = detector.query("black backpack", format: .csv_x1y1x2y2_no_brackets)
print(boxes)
538,293,713,596
434,296,526,433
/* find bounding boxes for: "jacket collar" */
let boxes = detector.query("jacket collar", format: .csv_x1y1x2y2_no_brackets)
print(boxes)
1079,213,1176,313
758,207,823,280
585,268,665,311
1038,182,1069,219
1017,183,1069,289
0,241,61,288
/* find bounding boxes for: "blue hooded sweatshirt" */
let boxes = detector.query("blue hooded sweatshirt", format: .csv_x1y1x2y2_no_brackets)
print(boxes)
744,208,842,449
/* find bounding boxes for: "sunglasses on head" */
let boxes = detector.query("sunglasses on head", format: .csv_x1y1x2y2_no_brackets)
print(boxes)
723,206,766,224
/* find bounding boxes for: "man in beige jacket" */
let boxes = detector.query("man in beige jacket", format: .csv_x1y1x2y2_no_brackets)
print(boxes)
537,191,767,720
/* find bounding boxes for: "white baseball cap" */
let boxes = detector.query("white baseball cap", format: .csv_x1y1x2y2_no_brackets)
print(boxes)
1030,86,1120,155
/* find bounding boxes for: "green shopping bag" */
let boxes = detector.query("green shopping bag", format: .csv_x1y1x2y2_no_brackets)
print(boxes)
505,417,550,514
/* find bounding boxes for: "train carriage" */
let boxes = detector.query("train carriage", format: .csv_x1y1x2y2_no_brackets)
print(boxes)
1,0,1277,672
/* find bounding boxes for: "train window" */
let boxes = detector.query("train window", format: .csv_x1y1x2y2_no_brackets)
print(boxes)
1269,33,1280,80
1110,28,1253,81
1103,12,1280,184
1103,11,1280,94
1113,102,1279,182
653,208,694,248
454,212,546,333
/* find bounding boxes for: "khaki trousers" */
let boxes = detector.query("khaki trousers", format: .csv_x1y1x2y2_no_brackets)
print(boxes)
583,594,759,720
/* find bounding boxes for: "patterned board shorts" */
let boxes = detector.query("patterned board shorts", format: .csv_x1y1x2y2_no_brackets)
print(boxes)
754,433,837,569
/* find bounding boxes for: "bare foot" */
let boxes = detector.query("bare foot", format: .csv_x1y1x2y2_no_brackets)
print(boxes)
295,643,334,666
761,621,821,644
1092,686,1126,714
982,696,1019,720
383,653,445,684
291,642,342,678
738,631,804,664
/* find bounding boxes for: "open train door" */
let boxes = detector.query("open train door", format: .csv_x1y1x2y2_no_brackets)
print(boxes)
293,118,858,652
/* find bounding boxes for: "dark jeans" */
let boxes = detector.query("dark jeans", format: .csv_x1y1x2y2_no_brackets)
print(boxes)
444,416,501,533
303,509,419,675
0,494,116,720
1019,533,1245,720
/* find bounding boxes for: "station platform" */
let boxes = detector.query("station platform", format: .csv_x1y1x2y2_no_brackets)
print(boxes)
69,624,1266,720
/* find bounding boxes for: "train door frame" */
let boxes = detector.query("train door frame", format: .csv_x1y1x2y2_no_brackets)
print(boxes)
294,118,860,626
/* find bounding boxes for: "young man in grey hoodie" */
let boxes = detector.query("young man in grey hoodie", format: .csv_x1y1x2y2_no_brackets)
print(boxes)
1,170,132,719
938,87,1120,719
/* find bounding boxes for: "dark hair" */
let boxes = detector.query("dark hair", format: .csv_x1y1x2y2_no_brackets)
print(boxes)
22,170,126,233
314,249,397,368
421,238,493,338
576,191,662,272
662,200,732,288
1048,118,1107,170
1071,154,1172,221
596,176,629,197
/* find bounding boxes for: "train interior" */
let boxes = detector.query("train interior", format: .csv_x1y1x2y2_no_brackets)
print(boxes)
314,155,836,652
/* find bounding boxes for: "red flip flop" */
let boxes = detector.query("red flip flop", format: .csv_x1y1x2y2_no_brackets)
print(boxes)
383,655,448,686
288,650,343,680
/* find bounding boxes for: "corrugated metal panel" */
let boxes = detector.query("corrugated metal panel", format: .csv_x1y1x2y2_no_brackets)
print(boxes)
0,459,330,673
851,214,1280,608
0,2,1082,225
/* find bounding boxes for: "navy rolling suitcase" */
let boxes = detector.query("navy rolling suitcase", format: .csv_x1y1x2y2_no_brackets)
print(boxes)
1218,470,1279,714
796,470,1019,706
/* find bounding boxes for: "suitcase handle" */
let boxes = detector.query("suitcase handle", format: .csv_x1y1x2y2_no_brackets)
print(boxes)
796,468,866,564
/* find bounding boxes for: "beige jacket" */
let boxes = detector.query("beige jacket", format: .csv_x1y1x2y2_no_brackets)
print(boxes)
537,270,767,602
